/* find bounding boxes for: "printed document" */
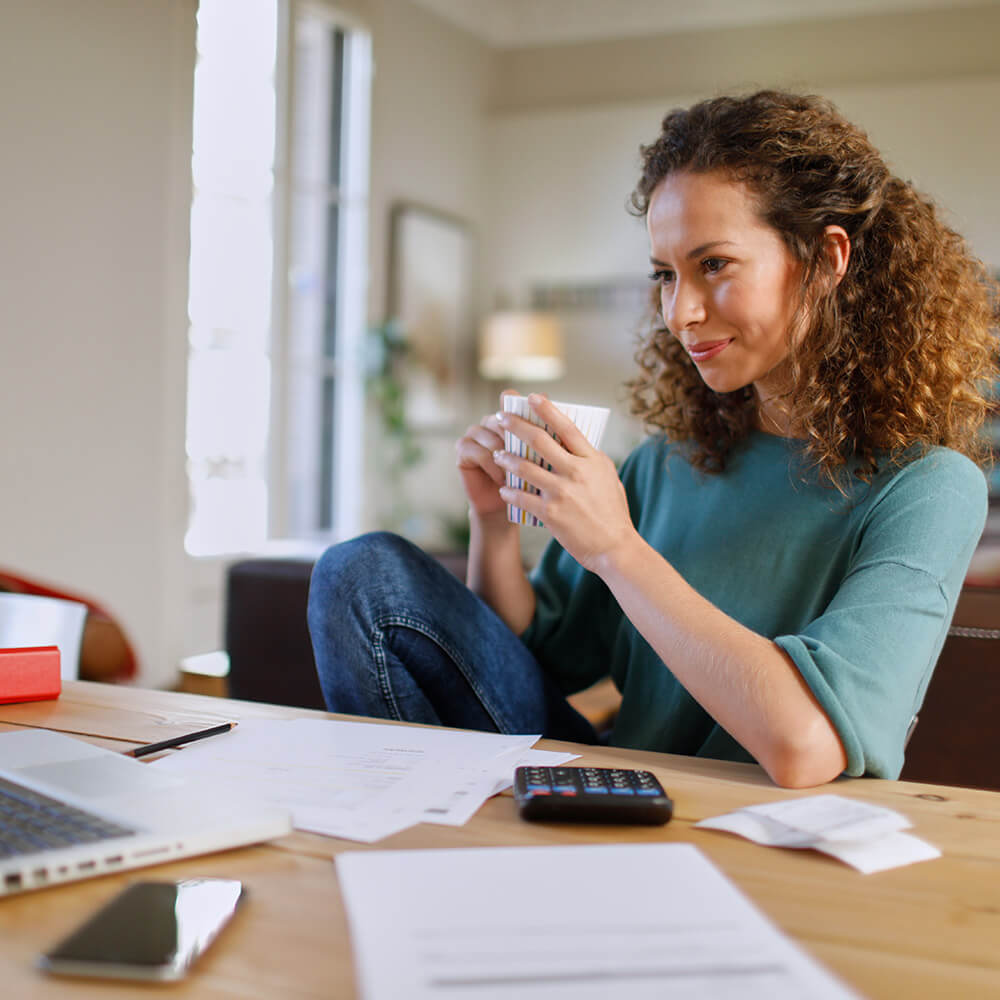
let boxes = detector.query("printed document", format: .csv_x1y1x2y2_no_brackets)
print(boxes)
336,843,861,999
151,719,571,842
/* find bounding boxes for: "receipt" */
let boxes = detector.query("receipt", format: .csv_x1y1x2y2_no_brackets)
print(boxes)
696,794,941,874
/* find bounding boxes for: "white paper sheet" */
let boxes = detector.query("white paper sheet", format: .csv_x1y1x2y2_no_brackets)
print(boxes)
151,719,539,842
696,794,941,874
335,843,861,999
483,747,581,798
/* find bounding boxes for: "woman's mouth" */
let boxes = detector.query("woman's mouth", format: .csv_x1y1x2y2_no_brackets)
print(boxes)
687,339,732,363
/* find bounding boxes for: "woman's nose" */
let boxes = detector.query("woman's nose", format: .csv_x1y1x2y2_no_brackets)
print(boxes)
664,280,706,332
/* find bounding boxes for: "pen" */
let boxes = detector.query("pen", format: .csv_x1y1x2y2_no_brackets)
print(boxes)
129,722,237,758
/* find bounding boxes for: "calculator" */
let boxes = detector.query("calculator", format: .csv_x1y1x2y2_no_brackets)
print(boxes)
513,766,673,825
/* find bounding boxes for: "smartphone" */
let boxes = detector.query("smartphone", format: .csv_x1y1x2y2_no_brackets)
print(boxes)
39,878,245,982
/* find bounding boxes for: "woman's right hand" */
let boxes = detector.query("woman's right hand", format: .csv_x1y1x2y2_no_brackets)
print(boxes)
457,396,535,627
455,401,511,521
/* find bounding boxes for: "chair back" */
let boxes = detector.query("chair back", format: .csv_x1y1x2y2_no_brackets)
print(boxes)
901,588,1000,791
225,559,326,709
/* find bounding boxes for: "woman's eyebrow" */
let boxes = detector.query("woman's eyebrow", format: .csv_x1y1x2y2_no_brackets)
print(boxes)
686,240,737,259
649,240,737,267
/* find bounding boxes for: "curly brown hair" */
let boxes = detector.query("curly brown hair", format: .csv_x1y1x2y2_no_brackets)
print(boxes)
628,90,1000,485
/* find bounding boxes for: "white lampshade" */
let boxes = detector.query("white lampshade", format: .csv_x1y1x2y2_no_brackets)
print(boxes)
478,311,565,381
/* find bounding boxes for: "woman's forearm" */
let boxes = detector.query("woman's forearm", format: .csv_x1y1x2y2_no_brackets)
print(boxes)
466,512,536,635
595,533,847,787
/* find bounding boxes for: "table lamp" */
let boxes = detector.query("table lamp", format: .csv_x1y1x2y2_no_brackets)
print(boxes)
478,311,565,382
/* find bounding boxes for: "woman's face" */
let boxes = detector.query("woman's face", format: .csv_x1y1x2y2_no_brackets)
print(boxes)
646,169,803,429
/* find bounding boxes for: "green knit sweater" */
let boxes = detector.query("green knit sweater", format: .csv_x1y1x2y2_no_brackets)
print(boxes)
521,432,986,778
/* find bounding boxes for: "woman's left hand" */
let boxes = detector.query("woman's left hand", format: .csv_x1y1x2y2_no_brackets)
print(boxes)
495,394,638,573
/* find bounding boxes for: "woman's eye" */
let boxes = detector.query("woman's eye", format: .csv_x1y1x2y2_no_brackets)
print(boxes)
648,269,674,285
703,257,727,274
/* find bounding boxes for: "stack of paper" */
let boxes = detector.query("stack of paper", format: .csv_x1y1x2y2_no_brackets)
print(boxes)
696,794,940,873
151,719,577,842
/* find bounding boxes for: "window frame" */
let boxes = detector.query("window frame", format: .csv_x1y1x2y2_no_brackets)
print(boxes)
270,0,371,545
184,0,370,558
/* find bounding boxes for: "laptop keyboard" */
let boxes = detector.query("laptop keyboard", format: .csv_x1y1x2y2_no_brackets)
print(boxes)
0,775,136,859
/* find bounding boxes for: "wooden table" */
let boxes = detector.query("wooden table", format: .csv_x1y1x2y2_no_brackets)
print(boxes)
1,682,999,999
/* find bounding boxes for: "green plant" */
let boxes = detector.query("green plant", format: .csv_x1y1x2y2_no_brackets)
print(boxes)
365,319,474,550
365,319,424,469
365,319,426,533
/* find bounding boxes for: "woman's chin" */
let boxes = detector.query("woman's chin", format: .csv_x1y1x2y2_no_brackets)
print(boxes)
697,370,750,396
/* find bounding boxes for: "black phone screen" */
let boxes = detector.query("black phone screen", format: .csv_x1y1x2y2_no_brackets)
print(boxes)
41,878,244,981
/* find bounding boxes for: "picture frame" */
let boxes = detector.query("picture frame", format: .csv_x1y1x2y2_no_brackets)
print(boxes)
387,202,475,430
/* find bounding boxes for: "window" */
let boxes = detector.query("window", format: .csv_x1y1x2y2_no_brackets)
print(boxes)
185,0,370,556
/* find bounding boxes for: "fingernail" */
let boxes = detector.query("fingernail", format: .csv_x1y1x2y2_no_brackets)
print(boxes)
528,393,543,405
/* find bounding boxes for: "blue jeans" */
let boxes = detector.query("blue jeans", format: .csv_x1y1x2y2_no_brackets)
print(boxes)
306,532,597,742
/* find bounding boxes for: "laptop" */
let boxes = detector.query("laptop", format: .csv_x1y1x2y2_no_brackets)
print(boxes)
0,729,291,896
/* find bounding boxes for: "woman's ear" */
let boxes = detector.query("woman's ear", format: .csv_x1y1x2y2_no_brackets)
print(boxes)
823,225,851,285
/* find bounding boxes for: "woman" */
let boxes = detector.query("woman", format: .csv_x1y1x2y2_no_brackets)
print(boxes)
308,90,998,787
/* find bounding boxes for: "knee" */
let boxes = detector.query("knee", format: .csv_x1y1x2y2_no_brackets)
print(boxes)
307,532,420,628
310,531,415,585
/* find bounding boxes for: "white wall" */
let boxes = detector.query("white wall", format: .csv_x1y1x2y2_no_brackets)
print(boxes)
364,0,491,320
486,77,1000,277
0,0,195,688
831,77,1000,264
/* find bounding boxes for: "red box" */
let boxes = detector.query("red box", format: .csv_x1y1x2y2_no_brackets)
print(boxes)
0,646,62,704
